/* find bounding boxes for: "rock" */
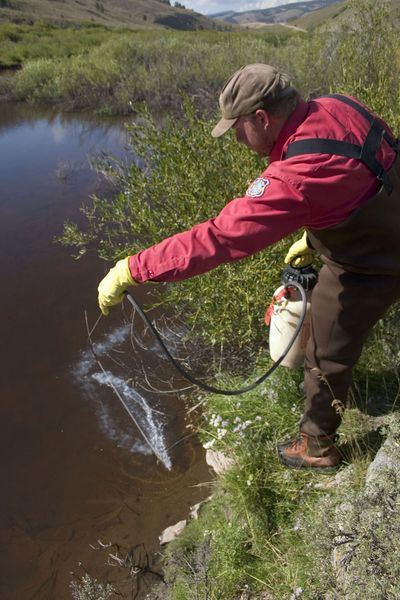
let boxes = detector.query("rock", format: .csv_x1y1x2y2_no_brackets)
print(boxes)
288,589,304,600
189,501,202,520
159,520,187,545
330,415,400,597
205,449,235,475
365,436,400,486
158,496,213,546
189,496,212,520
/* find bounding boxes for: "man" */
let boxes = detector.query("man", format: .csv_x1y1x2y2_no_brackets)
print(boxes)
98,63,400,471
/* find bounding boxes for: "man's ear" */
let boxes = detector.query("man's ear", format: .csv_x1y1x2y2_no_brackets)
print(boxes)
254,109,270,128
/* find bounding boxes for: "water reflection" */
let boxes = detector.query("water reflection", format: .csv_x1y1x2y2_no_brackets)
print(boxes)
0,101,126,132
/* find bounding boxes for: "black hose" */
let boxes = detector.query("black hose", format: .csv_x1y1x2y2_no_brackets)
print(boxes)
123,281,307,396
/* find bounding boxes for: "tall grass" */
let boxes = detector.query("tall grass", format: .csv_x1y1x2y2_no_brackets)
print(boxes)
163,366,396,599
11,29,299,112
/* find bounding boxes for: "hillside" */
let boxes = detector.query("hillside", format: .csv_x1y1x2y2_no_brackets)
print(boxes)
212,0,344,28
0,0,218,30
292,0,400,30
291,0,346,29
212,0,400,31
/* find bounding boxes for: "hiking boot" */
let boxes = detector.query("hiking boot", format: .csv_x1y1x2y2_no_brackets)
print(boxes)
277,432,341,471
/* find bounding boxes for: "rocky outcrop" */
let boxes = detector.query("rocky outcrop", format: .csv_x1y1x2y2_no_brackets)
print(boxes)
331,415,400,598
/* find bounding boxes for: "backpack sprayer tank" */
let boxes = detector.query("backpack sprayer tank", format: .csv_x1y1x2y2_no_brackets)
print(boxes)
266,266,318,369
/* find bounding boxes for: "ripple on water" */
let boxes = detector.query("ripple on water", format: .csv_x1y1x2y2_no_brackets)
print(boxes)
73,323,173,471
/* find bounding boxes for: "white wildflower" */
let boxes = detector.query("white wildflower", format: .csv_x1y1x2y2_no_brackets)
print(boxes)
203,440,215,449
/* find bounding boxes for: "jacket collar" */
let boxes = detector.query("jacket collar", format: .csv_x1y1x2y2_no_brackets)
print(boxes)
269,100,309,163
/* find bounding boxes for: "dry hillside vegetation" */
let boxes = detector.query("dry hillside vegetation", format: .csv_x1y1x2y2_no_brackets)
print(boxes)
0,0,216,29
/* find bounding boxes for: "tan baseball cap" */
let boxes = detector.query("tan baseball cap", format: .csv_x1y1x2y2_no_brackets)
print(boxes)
211,63,291,138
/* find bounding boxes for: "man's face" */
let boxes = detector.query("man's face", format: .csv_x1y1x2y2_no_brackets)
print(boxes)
233,110,277,157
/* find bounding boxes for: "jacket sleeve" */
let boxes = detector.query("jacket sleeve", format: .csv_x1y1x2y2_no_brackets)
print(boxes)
129,174,311,283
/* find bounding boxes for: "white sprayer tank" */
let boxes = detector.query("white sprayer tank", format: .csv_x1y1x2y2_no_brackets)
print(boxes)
266,284,312,369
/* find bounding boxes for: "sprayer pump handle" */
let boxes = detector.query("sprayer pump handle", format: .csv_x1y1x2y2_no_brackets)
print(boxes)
281,265,318,291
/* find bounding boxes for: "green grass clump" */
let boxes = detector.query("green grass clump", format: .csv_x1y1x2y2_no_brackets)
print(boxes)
163,367,308,598
163,362,400,599
0,21,120,67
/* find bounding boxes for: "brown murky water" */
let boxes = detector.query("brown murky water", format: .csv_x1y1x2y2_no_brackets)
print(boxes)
0,103,211,599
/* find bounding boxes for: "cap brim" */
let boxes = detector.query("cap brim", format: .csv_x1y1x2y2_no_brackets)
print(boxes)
211,117,237,138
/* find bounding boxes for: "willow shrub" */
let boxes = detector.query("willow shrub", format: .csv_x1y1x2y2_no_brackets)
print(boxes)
14,57,62,103
328,0,400,132
60,99,291,353
12,29,298,112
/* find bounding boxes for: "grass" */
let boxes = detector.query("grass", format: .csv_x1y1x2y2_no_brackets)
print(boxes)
3,4,400,133
0,21,125,68
2,27,299,110
162,363,400,599
160,296,400,599
0,0,216,30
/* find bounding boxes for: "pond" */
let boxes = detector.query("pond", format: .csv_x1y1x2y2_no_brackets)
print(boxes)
0,102,211,599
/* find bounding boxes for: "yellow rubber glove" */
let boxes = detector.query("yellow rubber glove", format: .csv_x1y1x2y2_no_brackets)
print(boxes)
284,231,315,268
98,257,137,316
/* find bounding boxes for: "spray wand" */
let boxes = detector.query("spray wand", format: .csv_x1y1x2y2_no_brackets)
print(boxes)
123,265,317,396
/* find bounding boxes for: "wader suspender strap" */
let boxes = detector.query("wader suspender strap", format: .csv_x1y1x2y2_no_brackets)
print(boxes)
283,94,399,195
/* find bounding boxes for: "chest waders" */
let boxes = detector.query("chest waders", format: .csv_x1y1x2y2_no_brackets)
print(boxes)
282,94,400,438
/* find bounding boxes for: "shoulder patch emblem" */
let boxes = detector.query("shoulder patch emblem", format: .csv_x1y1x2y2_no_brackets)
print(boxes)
246,177,270,197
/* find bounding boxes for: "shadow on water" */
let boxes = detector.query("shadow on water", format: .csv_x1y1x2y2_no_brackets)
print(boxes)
0,102,211,600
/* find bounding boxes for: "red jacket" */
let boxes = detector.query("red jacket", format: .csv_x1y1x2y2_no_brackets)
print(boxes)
129,96,396,283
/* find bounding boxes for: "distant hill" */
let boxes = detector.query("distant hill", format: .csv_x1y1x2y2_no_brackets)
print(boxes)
0,0,219,30
290,0,400,31
290,0,346,29
212,0,344,29
212,0,400,31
